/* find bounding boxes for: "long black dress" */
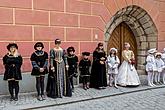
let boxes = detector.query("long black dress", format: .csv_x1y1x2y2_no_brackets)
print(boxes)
3,54,23,81
90,49,107,88
46,48,72,98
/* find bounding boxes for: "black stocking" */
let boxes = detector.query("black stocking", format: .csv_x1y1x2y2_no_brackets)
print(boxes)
14,81,19,97
8,81,14,97
36,77,41,96
40,76,45,95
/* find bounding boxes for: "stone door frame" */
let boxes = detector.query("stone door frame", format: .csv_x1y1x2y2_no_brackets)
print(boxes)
104,5,158,74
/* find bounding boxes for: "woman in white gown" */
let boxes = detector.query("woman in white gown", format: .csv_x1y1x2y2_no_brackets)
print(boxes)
117,42,140,86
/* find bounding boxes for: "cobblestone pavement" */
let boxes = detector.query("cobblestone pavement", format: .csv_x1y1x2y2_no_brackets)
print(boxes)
0,75,165,110
37,87,165,110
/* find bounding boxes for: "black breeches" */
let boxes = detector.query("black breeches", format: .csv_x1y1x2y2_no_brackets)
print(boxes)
36,76,45,96
8,80,19,97
82,77,89,85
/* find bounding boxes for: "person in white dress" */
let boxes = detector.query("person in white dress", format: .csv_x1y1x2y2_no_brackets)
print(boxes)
161,48,165,84
107,48,120,88
155,52,164,85
146,48,157,87
117,42,140,86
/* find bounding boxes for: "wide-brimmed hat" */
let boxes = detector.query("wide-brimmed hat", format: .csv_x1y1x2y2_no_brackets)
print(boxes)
98,43,103,47
82,52,90,56
7,43,18,51
109,48,117,53
155,52,162,57
148,48,157,54
67,46,75,53
34,42,44,50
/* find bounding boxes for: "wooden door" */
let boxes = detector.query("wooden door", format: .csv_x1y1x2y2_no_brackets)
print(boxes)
107,22,137,63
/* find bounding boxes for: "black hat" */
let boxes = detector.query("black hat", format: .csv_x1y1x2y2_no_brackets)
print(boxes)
82,52,90,56
98,42,103,47
34,42,44,50
7,43,18,51
55,39,61,44
67,46,75,53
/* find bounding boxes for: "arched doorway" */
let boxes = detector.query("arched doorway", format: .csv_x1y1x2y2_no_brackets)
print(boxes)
107,22,137,63
105,5,158,74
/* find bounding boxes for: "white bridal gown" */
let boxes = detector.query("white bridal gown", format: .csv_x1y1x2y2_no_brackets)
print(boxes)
117,50,140,86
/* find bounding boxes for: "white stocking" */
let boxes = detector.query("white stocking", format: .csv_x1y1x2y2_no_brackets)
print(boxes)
113,74,117,86
109,74,113,86
154,72,158,83
158,72,161,83
147,71,152,86
151,71,155,85
163,71,165,84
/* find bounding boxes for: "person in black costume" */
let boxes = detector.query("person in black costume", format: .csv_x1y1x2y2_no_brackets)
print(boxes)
30,42,48,101
66,46,78,92
90,43,107,89
79,52,91,90
3,43,23,101
46,39,72,98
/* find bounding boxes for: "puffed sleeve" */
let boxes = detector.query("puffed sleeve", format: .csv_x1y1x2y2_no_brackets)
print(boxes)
63,49,68,65
79,60,83,71
146,56,152,63
30,53,40,69
131,51,135,59
16,55,23,68
113,56,120,68
43,52,48,69
107,56,112,68
50,49,55,67
3,55,8,65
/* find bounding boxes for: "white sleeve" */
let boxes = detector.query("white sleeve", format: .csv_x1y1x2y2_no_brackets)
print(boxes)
116,56,120,64
146,56,152,62
107,56,112,68
113,56,120,68
161,59,165,66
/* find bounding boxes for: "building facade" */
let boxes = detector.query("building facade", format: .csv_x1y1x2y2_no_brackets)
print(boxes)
0,0,164,94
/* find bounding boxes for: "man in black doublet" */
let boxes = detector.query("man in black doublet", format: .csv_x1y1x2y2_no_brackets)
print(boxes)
30,42,48,101
3,43,23,101
67,46,78,92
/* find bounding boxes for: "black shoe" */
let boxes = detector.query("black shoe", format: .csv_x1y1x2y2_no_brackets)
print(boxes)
10,96,14,101
37,95,43,101
14,96,18,101
41,95,46,100
72,88,74,92
84,88,87,90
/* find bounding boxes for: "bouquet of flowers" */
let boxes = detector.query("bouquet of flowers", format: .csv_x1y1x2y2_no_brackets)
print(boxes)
130,58,135,71
130,58,136,65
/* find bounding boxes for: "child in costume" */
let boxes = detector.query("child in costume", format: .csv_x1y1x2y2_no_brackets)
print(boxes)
161,48,165,84
30,42,48,101
146,48,157,86
3,43,23,101
107,48,120,88
67,46,78,92
155,52,164,85
79,52,91,90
